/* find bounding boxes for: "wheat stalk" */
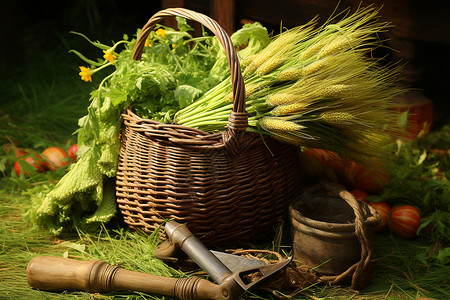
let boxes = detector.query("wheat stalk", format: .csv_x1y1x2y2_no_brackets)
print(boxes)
318,35,353,57
320,84,353,97
271,101,312,115
259,117,305,131
300,57,332,76
224,82,266,102
243,29,299,76
240,54,258,68
301,41,325,60
256,55,285,76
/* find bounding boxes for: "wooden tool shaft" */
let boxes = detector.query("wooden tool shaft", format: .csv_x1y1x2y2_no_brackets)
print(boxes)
27,256,227,300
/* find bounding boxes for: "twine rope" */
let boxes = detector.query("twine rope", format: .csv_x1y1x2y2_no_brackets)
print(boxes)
316,180,373,290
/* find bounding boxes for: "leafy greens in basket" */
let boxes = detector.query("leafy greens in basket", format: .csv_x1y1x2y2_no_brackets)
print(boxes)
25,18,271,233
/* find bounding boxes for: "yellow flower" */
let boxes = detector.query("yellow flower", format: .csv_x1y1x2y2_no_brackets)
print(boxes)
144,38,151,47
78,66,92,82
172,44,176,48
155,28,166,37
103,50,117,64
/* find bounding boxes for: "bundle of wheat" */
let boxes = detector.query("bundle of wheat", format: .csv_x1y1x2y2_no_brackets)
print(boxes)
174,6,404,165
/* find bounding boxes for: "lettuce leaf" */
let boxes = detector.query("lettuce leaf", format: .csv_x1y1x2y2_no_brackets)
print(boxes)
174,85,203,108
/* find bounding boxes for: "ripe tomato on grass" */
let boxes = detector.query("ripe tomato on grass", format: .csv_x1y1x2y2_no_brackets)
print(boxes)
14,153,46,176
350,189,369,203
68,144,79,160
300,148,350,184
350,162,390,194
41,147,71,171
299,149,325,177
4,143,27,158
369,201,391,232
388,205,421,239
13,148,27,158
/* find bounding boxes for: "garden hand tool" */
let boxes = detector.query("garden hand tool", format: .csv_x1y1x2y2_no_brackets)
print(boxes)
27,255,291,300
155,239,267,273
154,220,266,274
27,220,292,299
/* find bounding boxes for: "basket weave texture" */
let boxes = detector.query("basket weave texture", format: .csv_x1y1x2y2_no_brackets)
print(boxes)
115,8,303,245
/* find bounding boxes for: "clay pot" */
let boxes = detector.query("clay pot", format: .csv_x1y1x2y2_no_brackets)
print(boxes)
289,193,378,276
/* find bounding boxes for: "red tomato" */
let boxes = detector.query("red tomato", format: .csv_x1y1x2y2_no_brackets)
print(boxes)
303,149,350,184
4,144,27,157
350,189,369,203
351,163,390,194
339,161,357,189
391,93,434,140
300,149,325,177
369,201,391,232
41,147,70,171
14,161,22,176
311,149,355,188
14,148,27,158
388,205,421,238
304,148,329,165
326,156,345,174
14,154,46,176
326,158,346,184
68,144,79,160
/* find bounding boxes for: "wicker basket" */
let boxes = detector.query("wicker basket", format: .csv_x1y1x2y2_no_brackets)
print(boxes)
115,8,303,245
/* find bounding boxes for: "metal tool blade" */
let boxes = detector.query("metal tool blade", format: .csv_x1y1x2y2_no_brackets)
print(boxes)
154,239,265,272
210,250,266,273
232,257,293,291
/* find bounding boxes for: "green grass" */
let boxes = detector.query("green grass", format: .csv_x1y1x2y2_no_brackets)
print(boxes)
0,46,94,150
0,193,182,300
1,189,449,300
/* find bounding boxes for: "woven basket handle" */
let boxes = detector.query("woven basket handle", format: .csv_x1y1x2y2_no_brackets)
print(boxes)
132,8,247,132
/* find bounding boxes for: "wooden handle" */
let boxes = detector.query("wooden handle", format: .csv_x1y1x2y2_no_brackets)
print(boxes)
26,256,226,299
27,256,116,292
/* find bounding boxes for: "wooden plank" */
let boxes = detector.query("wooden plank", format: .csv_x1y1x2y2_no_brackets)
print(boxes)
162,0,185,8
161,0,185,29
211,0,236,36
234,0,450,43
